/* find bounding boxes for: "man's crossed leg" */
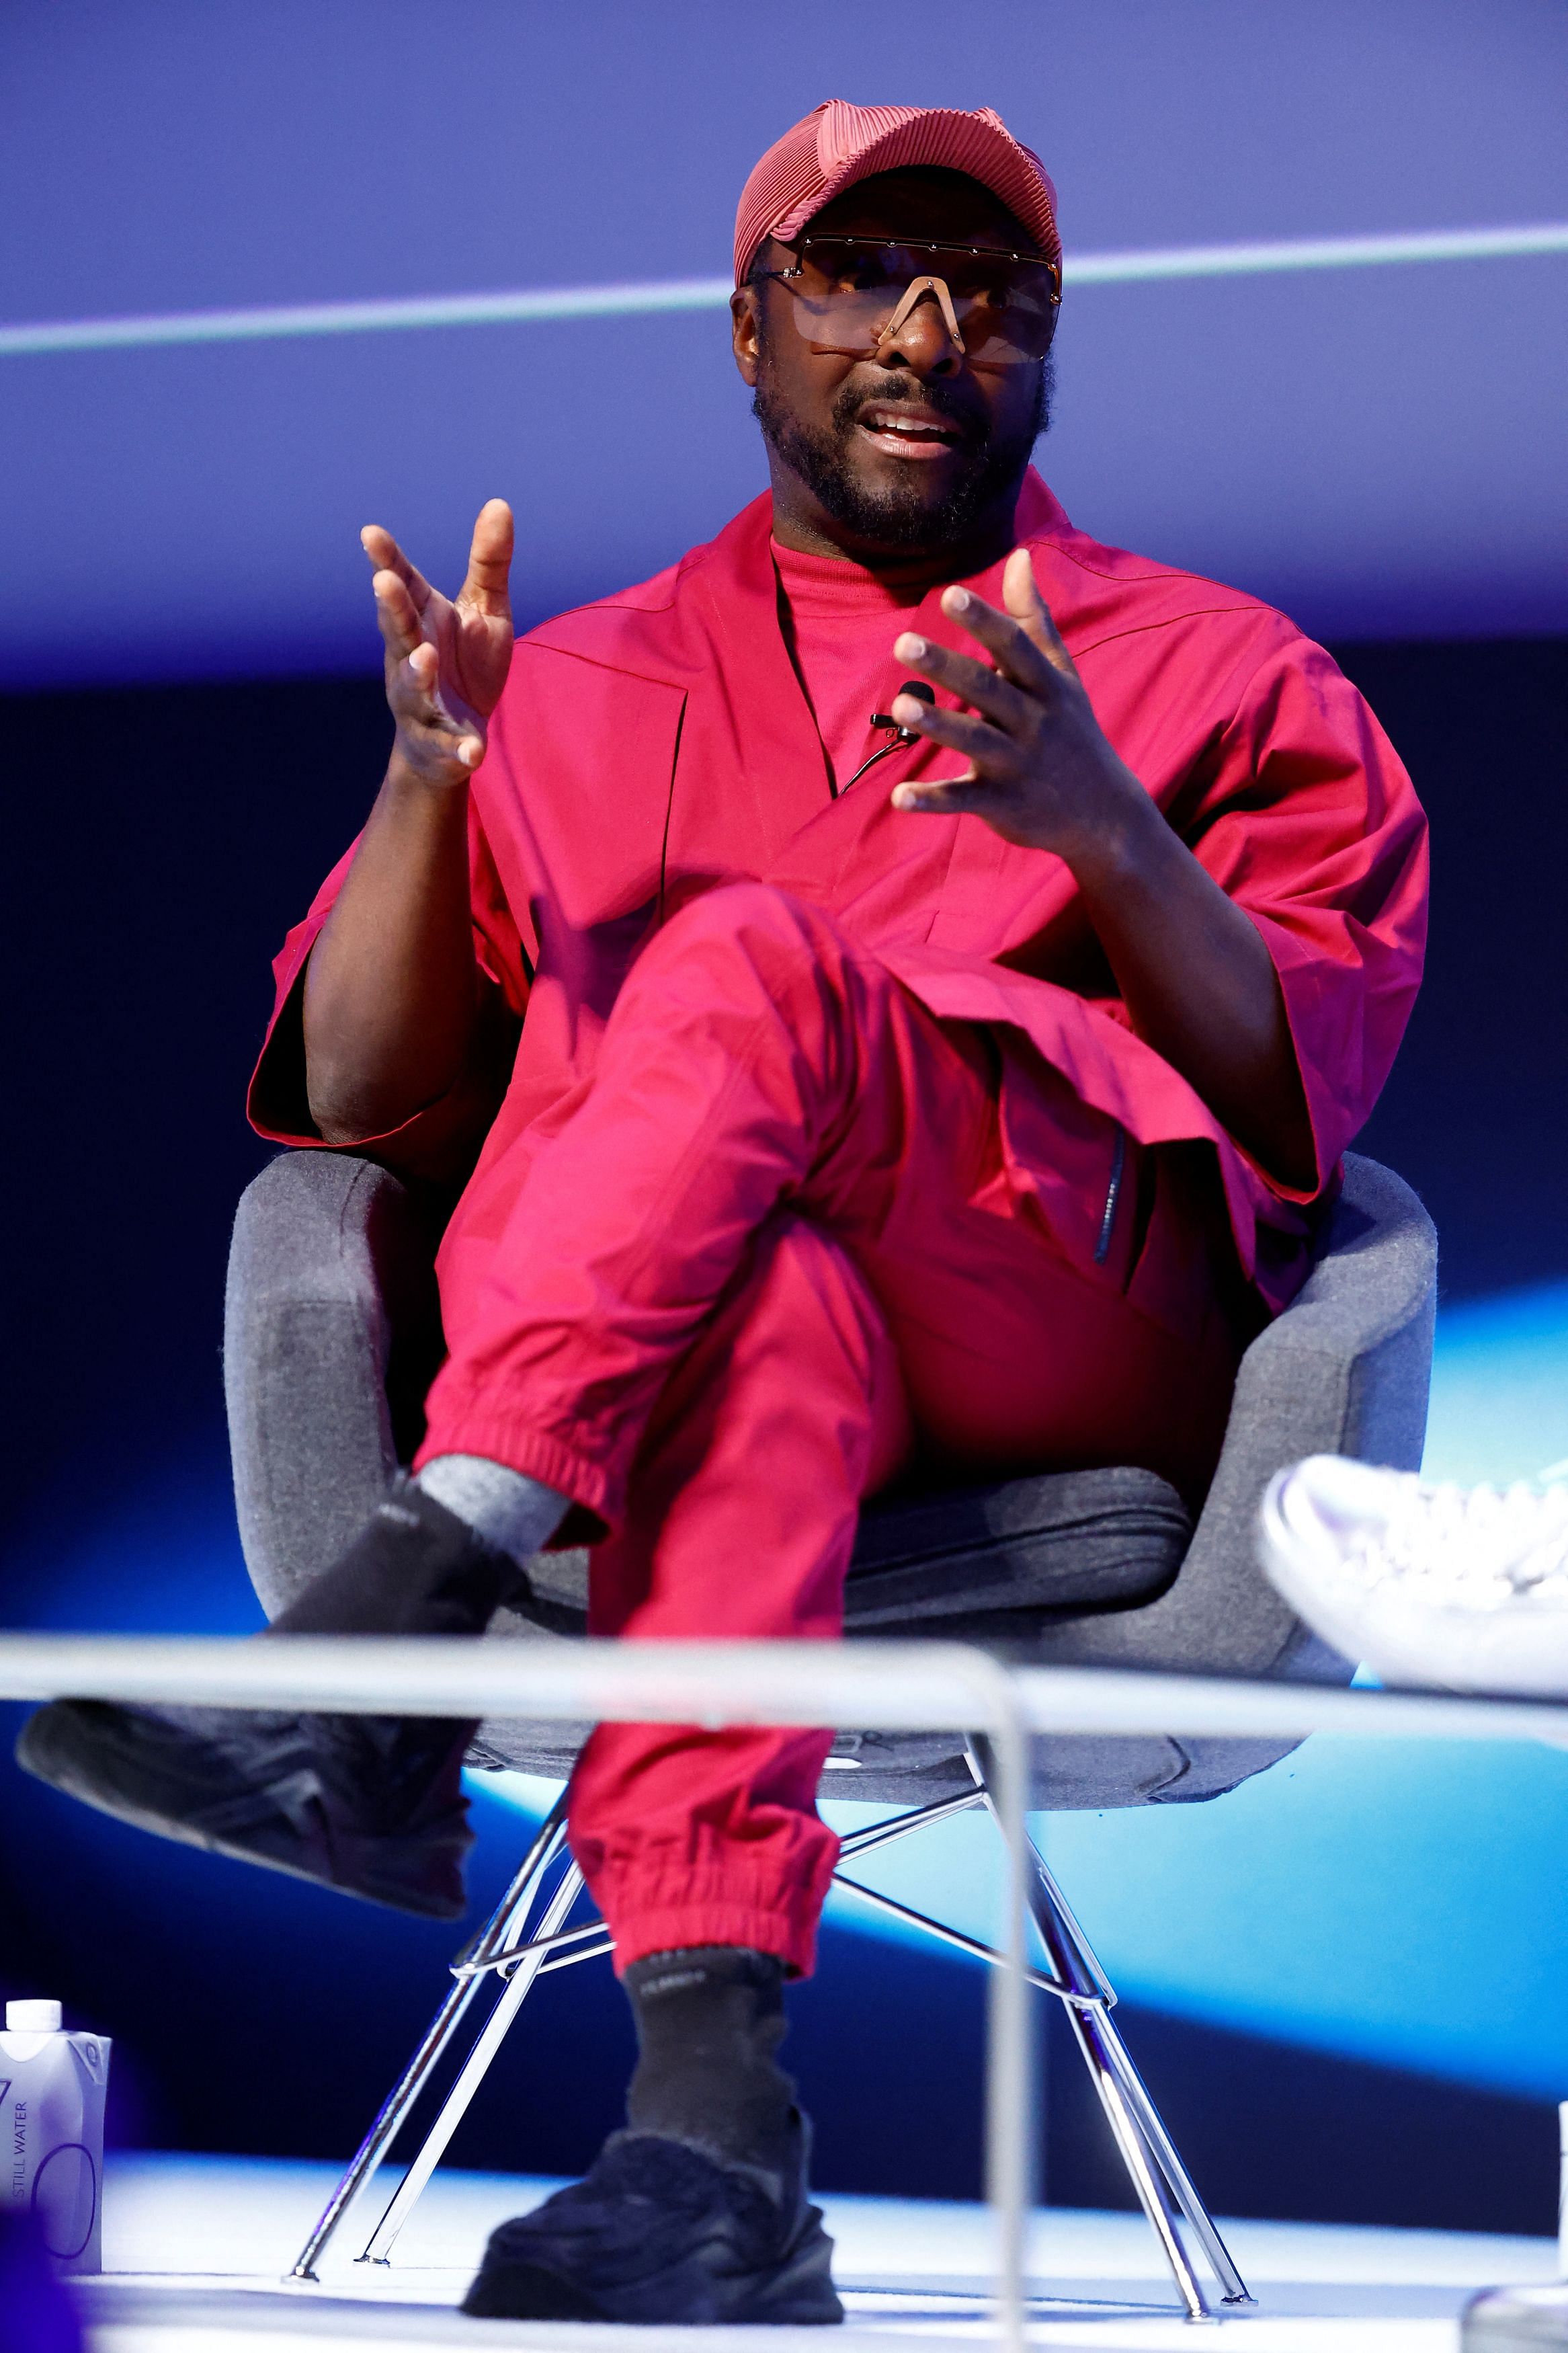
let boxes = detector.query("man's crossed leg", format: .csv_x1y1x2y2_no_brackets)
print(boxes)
19,885,1239,2318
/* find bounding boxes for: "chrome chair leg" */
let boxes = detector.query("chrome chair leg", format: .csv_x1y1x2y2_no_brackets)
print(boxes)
287,1792,571,2280
1065,1999,1212,2320
291,1759,1248,2313
290,1784,986,2277
360,1788,981,2263
359,1850,586,2264
1095,2003,1251,2304
963,1741,1250,2319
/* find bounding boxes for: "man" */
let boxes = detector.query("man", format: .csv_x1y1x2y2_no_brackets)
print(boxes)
19,100,1428,2322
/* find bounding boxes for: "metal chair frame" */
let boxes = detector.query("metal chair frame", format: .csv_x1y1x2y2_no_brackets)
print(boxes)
290,1751,1253,2319
222,1141,1430,2318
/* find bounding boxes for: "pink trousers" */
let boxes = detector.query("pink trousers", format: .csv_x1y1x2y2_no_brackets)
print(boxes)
419,885,1244,1973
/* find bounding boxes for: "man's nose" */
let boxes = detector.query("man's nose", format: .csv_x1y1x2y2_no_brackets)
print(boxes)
875,276,965,376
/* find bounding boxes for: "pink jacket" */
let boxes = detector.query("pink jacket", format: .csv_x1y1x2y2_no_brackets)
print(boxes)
251,469,1429,1329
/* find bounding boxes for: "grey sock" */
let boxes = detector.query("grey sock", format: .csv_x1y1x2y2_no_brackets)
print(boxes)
415,1455,569,1570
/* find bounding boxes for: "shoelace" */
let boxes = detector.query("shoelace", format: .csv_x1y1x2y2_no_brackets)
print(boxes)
1332,1474,1568,1609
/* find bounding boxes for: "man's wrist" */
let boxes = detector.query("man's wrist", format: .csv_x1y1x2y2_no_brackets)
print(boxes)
1053,764,1167,893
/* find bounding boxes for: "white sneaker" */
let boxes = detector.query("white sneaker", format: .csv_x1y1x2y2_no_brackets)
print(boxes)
1260,1455,1568,1693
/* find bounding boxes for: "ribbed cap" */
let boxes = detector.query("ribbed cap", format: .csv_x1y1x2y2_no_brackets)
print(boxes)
6,1999,62,2033
734,99,1060,287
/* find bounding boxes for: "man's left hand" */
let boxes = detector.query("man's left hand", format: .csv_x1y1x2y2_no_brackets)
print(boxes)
890,549,1147,865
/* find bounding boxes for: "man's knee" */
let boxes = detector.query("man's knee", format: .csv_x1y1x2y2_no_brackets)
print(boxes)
645,883,844,999
621,885,870,1079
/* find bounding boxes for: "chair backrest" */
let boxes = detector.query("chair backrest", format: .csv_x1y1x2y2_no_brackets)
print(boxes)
1009,1151,1437,1809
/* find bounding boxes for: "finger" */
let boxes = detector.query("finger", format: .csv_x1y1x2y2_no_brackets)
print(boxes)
370,568,424,659
889,696,1016,774
406,639,440,695
892,630,1030,731
891,774,1005,817
399,666,485,768
408,645,480,743
400,721,486,784
1001,547,1076,680
390,629,443,716
459,498,514,616
370,580,448,717
938,579,1055,697
360,524,436,614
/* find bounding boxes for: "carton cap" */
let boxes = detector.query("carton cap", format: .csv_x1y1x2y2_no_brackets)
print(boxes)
6,1999,63,2032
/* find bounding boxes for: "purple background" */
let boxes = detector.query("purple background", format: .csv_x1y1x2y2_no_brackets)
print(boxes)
3,0,1566,686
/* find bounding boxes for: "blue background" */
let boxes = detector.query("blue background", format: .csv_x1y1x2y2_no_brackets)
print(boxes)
3,0,1568,2235
3,0,1566,682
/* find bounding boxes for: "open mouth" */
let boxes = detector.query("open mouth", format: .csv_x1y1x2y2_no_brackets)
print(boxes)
854,403,968,461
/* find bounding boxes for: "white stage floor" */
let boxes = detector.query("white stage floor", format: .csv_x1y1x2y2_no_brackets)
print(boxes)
65,2153,1561,2353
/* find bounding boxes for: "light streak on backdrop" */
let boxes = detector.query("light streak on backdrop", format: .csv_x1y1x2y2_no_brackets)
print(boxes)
6,0,1566,681
4,224,1565,357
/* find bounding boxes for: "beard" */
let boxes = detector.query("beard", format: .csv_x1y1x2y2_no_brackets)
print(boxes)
752,352,1053,555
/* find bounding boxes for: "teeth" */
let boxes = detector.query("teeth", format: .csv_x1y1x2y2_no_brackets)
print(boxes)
868,415,951,436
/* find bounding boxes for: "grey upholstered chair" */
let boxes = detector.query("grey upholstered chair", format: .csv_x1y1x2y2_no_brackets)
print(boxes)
224,1146,1436,2312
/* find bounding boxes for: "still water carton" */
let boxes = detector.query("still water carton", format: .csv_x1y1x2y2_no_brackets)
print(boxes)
1,1999,111,2272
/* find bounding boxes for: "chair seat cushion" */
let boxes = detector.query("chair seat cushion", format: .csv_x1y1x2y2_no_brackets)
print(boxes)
467,1466,1192,1793
842,1466,1191,1634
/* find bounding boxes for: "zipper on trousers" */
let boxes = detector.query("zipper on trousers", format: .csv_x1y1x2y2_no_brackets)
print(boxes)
1094,1125,1127,1266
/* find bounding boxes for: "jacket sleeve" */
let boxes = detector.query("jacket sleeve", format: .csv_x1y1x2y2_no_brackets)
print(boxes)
1184,629,1429,1202
246,799,530,1184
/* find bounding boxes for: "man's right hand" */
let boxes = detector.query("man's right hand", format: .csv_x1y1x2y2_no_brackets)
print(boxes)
362,499,515,787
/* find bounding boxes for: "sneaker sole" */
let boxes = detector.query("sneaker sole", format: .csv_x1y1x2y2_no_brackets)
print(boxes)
16,1700,468,1920
462,2208,843,2325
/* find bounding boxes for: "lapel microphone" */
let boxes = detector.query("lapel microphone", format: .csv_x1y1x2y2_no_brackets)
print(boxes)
869,680,936,741
841,682,938,797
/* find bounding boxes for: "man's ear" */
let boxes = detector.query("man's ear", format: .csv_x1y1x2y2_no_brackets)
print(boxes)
731,286,761,386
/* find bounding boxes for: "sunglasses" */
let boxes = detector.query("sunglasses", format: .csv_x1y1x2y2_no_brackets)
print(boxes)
759,235,1061,368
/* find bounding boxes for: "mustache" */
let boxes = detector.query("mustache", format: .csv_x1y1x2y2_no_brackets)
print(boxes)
831,374,990,448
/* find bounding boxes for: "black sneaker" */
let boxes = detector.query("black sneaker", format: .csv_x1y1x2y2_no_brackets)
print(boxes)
460,2125,843,2325
11,1482,542,1919
14,1692,475,1919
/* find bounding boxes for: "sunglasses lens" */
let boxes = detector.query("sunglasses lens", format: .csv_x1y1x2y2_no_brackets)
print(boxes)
781,241,1057,364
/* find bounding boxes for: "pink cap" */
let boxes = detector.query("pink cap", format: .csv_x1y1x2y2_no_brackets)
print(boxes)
733,99,1061,288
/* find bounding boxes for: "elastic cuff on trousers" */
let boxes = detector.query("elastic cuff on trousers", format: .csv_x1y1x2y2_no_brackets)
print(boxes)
607,1901,823,1980
413,1409,620,1532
